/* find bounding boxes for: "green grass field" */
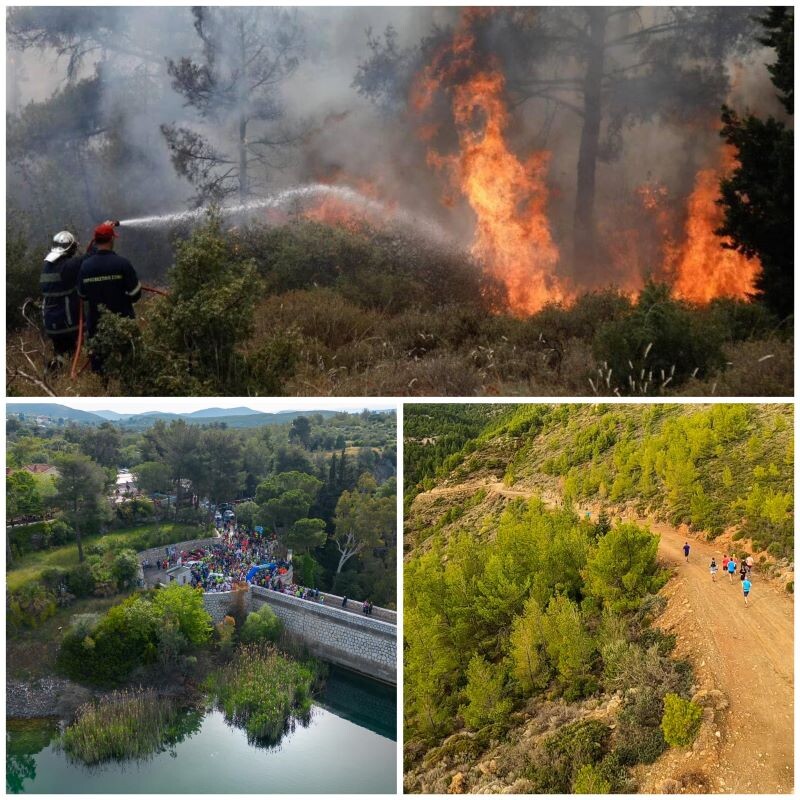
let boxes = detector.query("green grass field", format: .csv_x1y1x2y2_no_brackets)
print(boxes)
6,523,202,592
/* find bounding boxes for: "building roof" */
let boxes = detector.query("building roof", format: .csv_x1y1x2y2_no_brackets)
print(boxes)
7,464,59,476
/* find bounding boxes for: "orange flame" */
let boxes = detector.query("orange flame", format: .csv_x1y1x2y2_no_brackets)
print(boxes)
672,145,761,303
411,10,571,315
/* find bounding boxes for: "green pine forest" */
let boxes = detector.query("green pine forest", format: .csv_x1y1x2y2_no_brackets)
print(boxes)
403,403,792,793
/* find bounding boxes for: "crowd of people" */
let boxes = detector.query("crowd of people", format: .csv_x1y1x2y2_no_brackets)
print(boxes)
687,541,756,606
143,517,377,612
144,523,291,592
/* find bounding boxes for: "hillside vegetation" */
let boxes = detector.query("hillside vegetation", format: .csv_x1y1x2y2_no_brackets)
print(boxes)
405,404,793,558
403,403,793,793
7,218,792,397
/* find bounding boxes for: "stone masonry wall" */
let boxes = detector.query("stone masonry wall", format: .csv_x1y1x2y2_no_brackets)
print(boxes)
201,587,397,685
250,587,397,685
137,537,219,566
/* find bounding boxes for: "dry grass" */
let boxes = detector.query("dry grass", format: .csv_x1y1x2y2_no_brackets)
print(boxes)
7,291,793,397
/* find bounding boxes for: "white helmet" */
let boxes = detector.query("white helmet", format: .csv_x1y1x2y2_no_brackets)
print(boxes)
44,230,77,263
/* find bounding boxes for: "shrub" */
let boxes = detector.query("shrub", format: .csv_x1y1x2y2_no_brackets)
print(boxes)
7,583,57,630
111,549,140,590
44,520,74,546
614,688,668,765
290,553,319,589
661,693,702,746
459,655,512,730
151,584,213,647
40,567,69,593
593,282,725,391
56,613,103,678
527,720,611,793
239,603,283,644
215,615,236,655
65,563,96,598
572,763,612,793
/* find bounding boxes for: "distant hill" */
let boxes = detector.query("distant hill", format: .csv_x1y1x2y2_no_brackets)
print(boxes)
7,404,351,429
6,404,106,424
186,407,257,418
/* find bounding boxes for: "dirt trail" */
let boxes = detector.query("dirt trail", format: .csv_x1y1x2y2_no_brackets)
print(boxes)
645,517,793,793
410,481,794,792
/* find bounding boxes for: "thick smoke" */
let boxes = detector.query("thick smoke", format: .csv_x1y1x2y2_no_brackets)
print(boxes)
6,6,787,293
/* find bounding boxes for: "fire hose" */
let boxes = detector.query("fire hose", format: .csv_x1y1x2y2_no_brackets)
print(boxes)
69,285,169,380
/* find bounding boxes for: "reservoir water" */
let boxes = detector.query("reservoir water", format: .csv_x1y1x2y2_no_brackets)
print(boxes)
7,668,396,794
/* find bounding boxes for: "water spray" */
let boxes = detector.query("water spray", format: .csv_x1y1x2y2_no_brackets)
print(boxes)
117,183,454,245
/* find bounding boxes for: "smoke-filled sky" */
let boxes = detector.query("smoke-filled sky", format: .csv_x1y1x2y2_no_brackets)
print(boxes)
6,6,789,308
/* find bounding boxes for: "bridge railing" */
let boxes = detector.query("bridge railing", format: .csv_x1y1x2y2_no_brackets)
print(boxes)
250,586,397,631
286,589,397,624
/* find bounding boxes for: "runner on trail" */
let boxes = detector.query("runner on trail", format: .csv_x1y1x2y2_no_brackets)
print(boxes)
709,557,718,582
722,554,730,573
739,562,748,582
683,541,690,562
742,577,752,606
727,556,737,583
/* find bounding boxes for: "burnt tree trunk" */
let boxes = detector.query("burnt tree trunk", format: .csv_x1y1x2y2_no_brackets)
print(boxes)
238,115,249,203
237,23,249,203
573,10,607,280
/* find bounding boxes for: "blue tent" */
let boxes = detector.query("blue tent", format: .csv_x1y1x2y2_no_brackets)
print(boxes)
254,526,264,534
246,564,272,582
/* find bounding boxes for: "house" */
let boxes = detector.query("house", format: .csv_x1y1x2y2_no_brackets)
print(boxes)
165,565,192,587
6,464,60,477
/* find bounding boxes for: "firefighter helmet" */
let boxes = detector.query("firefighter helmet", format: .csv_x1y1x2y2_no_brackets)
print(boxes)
45,230,77,263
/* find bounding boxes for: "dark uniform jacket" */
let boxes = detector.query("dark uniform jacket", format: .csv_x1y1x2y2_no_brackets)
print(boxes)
41,253,84,336
77,250,142,337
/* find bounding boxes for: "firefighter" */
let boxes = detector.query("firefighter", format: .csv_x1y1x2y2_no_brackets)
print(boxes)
77,222,142,371
40,230,84,366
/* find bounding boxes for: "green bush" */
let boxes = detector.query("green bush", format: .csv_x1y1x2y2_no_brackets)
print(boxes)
614,688,668,765
111,549,140,590
66,563,96,598
593,282,725,391
7,583,57,629
40,567,69,593
661,693,702,746
45,520,75,547
572,763,611,793
57,586,210,686
527,720,611,793
240,603,283,644
237,220,492,314
56,614,103,681
291,553,319,588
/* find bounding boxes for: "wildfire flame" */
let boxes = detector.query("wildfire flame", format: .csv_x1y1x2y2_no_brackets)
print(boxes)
672,144,761,303
411,10,571,315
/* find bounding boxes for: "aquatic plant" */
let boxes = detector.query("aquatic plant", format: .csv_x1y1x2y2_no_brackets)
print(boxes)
58,689,194,765
204,644,321,747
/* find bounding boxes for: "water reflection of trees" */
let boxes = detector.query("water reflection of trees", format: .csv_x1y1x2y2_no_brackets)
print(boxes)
6,719,59,793
160,707,205,758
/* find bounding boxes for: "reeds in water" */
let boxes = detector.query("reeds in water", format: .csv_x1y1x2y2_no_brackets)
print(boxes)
205,644,319,747
59,689,180,765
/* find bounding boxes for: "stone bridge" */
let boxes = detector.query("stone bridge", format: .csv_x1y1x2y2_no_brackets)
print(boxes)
204,586,397,685
138,537,397,684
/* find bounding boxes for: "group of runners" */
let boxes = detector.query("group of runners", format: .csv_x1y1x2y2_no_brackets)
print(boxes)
683,541,755,606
